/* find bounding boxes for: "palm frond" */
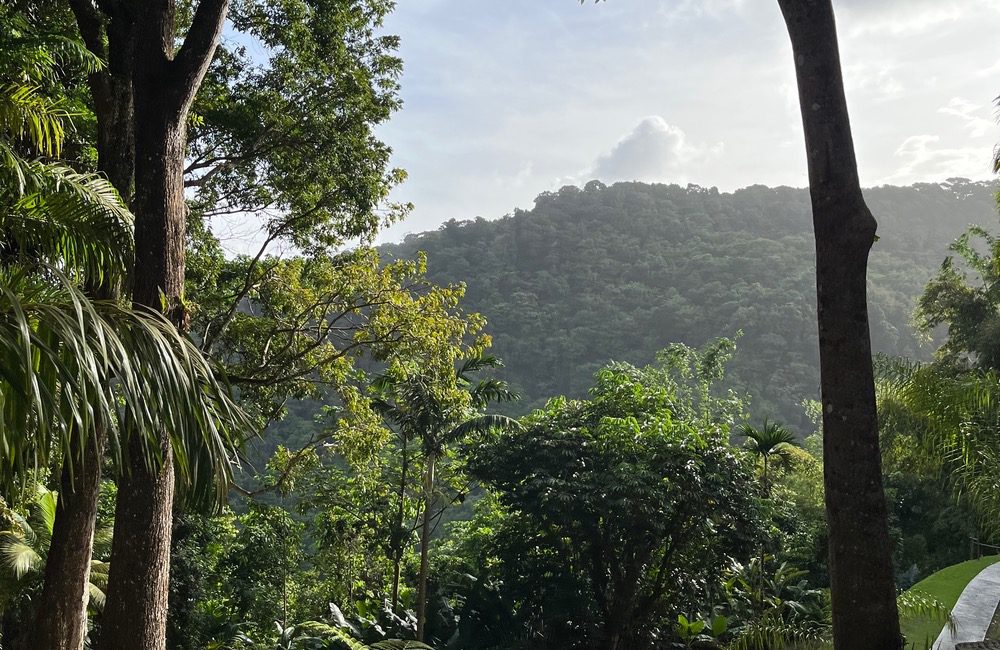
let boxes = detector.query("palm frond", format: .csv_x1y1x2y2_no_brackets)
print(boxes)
728,622,829,650
738,418,797,454
0,534,41,580
0,84,72,157
31,484,56,547
457,354,504,378
897,589,954,633
86,580,106,611
447,414,521,442
469,378,519,408
0,17,103,84
92,524,114,558
1,146,133,285
0,269,250,508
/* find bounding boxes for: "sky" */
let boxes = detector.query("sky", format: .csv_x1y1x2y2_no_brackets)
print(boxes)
369,0,1000,243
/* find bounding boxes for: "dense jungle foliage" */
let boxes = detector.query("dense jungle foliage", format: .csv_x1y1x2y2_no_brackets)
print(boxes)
4,2,1000,649
382,179,997,428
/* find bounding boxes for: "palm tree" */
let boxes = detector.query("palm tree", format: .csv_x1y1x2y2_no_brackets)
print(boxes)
373,355,520,642
739,418,799,613
875,356,1000,539
738,418,798,494
0,23,248,649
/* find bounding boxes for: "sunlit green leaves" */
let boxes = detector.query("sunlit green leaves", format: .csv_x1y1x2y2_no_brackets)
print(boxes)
188,243,488,470
468,353,762,646
188,0,406,250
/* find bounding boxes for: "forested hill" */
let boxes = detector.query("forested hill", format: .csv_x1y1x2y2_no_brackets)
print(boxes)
381,179,999,430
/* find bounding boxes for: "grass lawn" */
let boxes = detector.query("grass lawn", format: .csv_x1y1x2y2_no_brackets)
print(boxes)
901,555,1000,649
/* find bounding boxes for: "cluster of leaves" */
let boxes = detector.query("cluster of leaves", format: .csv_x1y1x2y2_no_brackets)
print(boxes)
188,0,407,252
448,342,765,649
187,222,489,467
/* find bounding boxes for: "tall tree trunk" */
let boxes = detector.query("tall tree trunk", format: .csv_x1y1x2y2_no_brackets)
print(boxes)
29,8,137,649
776,2,901,648
70,0,136,204
75,3,230,648
416,453,436,642
391,439,409,614
100,441,176,649
100,85,186,650
30,426,105,650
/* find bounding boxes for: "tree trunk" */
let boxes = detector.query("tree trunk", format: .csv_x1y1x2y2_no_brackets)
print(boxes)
91,3,229,648
416,453,436,642
30,426,105,650
391,440,408,614
776,2,901,648
100,442,176,650
29,8,137,648
100,99,186,650
69,0,136,205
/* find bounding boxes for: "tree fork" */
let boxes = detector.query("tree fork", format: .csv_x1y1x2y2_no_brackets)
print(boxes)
776,1,901,648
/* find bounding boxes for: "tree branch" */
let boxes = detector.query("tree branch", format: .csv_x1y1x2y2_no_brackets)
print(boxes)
68,0,107,59
171,0,230,110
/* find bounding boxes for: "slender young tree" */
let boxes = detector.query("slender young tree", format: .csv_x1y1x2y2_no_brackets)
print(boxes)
738,419,797,495
374,356,519,642
776,1,901,648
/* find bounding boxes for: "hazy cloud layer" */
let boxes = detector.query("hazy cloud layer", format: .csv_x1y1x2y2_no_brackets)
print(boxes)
364,0,1000,242
939,97,995,137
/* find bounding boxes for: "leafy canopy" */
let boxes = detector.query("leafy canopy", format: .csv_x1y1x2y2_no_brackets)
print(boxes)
468,344,762,648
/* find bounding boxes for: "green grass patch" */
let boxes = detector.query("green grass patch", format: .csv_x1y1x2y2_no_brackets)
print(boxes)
901,555,1000,649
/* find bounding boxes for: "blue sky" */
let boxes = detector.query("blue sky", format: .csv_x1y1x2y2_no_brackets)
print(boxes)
369,0,1000,242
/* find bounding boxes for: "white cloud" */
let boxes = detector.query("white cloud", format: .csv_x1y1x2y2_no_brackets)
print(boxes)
580,116,723,185
656,0,746,22
881,134,993,183
977,58,1000,77
938,97,996,138
493,161,535,189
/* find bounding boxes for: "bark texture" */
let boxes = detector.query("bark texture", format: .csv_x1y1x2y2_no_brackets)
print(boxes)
776,1,902,648
30,427,104,650
100,76,187,650
71,0,135,204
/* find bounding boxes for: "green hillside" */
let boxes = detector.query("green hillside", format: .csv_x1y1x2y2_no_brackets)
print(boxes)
382,179,999,429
